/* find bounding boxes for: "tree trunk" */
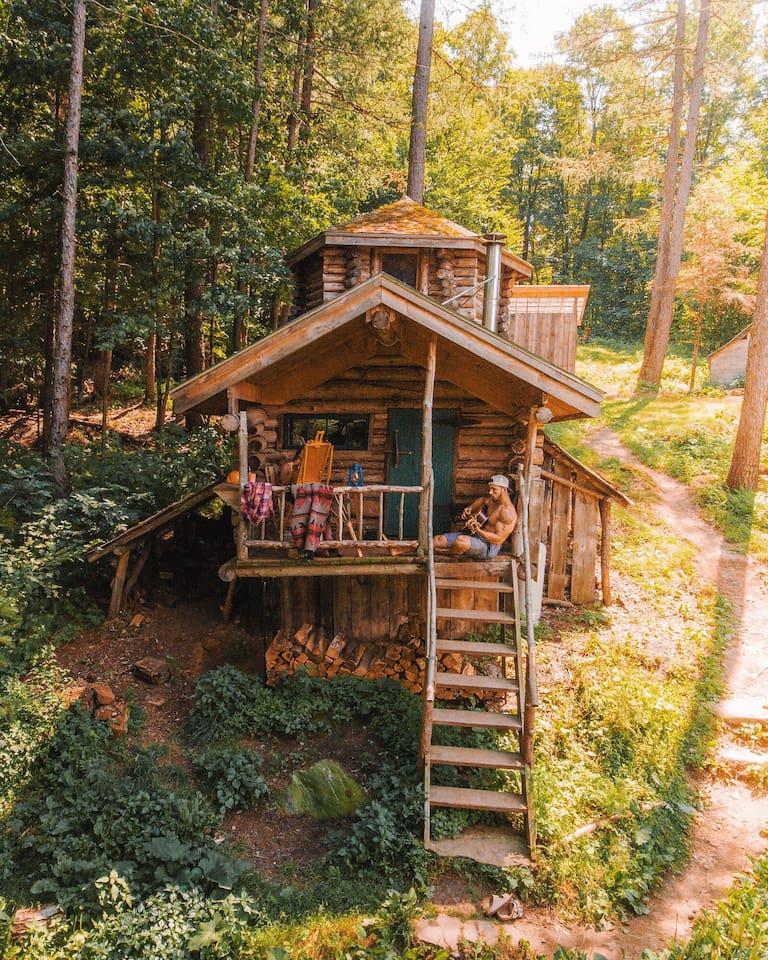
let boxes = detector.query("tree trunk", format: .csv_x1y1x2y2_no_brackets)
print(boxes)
299,0,318,143
145,187,162,404
245,0,269,180
688,309,702,394
726,211,768,491
184,109,209,429
145,332,157,403
287,15,306,154
637,0,710,391
406,0,435,204
48,0,86,490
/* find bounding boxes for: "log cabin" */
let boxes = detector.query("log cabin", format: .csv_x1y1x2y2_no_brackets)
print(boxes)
98,197,630,863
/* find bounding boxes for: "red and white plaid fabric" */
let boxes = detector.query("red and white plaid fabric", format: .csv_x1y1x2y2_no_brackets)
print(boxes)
241,481,274,524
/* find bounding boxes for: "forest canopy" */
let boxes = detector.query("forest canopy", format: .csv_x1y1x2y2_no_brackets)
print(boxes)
1,0,766,416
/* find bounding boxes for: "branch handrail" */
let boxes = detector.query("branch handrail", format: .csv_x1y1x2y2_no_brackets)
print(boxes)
238,483,424,550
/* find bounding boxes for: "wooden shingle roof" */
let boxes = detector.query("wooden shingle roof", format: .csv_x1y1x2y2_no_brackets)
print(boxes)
286,196,533,279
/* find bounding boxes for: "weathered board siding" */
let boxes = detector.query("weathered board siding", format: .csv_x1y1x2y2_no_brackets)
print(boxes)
538,444,617,604
709,335,749,385
505,305,578,371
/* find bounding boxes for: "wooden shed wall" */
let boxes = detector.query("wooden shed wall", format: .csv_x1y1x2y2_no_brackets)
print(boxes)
709,336,749,385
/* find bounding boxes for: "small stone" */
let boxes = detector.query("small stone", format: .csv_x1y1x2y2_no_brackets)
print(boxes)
61,682,91,710
133,657,170,685
92,683,115,706
11,905,60,937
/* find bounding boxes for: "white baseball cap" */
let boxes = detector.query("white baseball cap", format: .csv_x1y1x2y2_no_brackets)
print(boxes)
489,475,509,489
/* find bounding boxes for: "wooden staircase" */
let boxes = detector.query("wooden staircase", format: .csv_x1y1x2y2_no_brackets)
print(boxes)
422,558,537,859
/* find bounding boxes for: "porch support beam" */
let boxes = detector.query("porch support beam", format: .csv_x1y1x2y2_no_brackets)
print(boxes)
418,335,437,551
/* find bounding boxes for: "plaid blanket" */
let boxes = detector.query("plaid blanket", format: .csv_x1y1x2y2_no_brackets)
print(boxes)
241,480,274,524
289,483,334,554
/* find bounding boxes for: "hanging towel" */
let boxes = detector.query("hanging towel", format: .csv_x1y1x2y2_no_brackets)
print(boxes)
241,480,274,524
289,483,334,554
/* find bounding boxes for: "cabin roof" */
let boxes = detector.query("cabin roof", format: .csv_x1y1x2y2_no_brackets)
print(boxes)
542,436,632,507
285,196,534,279
510,285,590,327
170,272,603,421
87,482,220,562
707,323,752,360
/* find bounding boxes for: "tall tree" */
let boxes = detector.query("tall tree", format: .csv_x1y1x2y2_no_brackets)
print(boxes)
637,0,711,391
245,0,269,182
726,210,768,491
407,0,435,203
48,0,86,490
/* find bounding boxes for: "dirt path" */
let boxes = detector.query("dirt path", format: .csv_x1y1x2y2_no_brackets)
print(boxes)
428,428,768,957
504,427,768,958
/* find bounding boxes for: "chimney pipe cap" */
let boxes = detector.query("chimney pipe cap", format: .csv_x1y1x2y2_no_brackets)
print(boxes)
483,233,507,244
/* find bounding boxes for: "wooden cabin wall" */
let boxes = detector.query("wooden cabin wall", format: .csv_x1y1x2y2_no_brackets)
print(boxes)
280,575,424,646
505,308,578,371
259,356,522,504
539,447,608,604
427,249,479,321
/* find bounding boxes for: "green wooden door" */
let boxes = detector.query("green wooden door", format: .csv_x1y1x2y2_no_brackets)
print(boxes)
385,409,456,538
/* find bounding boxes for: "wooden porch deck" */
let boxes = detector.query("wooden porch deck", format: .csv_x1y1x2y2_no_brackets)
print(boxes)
218,555,514,581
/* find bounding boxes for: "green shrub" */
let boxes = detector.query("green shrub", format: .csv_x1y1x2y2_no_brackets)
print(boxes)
1,709,249,909
191,744,269,812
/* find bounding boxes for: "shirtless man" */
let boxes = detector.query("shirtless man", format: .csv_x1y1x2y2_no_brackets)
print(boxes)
433,475,517,560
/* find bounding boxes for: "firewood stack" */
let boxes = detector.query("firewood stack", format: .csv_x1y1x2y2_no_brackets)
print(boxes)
266,623,505,703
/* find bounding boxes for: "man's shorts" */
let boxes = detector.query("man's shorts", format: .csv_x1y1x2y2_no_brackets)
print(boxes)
444,531,501,559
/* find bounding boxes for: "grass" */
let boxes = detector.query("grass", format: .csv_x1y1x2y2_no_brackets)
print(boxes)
571,339,768,563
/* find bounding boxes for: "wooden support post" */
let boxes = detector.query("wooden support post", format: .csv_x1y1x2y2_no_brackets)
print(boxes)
222,577,237,621
108,548,131,619
418,336,437,553
418,336,438,840
599,498,612,606
123,539,152,604
237,411,249,560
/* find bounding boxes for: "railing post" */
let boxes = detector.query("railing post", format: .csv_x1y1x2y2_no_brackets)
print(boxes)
237,410,248,561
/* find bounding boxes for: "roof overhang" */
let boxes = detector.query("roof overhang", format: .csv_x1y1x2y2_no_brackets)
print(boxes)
286,232,534,279
170,274,602,420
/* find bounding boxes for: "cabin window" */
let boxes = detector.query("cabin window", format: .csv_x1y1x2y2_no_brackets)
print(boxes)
284,414,370,451
381,252,418,287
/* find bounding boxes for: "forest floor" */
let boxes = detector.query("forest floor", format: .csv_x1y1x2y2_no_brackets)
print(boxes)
474,427,768,957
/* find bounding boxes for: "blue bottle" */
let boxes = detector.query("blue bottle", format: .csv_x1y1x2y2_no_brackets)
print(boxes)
348,463,364,487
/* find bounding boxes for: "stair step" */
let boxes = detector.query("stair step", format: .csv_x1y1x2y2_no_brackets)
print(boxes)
436,608,516,624
436,672,518,692
435,579,515,593
437,638,515,656
429,785,526,814
432,708,522,731
430,744,523,769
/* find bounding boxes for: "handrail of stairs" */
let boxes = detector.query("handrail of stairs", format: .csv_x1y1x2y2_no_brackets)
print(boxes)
421,472,437,842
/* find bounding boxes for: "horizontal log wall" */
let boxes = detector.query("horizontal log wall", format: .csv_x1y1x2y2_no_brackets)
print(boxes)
262,355,521,504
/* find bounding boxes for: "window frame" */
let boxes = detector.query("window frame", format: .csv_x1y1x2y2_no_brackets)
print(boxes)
281,413,371,452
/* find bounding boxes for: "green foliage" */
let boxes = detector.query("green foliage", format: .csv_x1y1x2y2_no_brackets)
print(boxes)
191,744,269,813
0,431,230,676
0,707,249,910
664,855,768,958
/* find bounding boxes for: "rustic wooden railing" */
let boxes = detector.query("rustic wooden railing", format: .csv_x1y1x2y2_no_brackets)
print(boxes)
238,483,424,554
